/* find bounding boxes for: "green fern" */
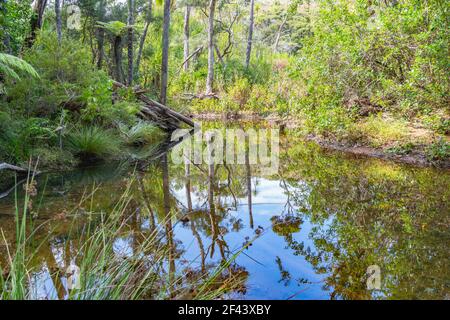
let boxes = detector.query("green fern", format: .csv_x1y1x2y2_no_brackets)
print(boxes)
96,21,129,36
0,53,40,80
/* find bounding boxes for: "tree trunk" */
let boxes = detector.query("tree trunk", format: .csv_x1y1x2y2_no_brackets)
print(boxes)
127,0,135,86
96,28,105,69
183,6,191,72
113,36,123,83
26,0,48,48
55,0,62,44
245,0,255,68
274,15,287,53
160,0,171,105
205,0,216,95
136,0,153,79
96,1,106,69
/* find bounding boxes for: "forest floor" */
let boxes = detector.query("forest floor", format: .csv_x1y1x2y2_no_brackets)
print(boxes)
191,111,450,169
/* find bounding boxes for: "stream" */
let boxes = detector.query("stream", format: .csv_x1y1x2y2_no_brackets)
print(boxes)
0,121,449,300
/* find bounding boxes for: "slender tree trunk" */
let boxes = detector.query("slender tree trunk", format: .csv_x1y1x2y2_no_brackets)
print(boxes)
183,6,191,72
136,0,152,79
55,0,62,45
26,0,48,48
274,15,287,53
205,0,216,95
160,0,171,105
127,0,135,86
245,0,255,68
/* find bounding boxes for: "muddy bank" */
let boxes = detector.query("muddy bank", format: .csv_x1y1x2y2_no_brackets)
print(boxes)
191,112,449,169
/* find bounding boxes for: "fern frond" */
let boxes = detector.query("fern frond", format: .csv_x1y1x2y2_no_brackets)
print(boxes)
0,63,21,80
0,53,40,80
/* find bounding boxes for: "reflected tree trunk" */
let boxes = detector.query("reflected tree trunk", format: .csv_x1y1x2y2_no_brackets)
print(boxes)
137,175,156,230
208,164,226,261
185,163,206,272
42,241,66,300
162,155,175,295
245,142,254,229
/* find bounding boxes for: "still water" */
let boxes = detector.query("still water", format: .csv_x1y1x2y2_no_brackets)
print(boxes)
0,121,449,300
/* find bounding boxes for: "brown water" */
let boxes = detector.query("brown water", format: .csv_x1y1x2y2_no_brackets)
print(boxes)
0,121,449,300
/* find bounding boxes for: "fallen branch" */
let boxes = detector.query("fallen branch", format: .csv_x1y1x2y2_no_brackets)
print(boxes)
178,46,203,71
0,163,30,173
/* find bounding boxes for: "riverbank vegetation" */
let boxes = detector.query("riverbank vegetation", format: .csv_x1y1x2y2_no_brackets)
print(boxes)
0,0,449,176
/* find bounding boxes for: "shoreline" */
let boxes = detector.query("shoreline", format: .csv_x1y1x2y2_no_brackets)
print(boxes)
191,112,450,169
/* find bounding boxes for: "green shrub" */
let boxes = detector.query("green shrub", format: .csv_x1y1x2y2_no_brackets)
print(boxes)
426,138,450,165
67,126,122,161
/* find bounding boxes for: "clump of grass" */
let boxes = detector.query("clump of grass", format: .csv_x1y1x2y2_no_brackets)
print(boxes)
67,126,121,161
347,115,409,147
118,121,164,146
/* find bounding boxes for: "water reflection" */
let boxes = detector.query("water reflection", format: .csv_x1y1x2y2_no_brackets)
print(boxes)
0,122,449,300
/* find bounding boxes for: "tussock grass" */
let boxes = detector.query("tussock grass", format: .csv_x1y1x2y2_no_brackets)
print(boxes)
68,126,121,161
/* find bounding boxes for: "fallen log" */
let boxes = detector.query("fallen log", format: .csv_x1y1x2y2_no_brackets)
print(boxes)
112,81,195,129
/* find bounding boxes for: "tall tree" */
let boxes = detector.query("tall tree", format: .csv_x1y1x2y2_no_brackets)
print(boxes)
160,0,171,104
55,0,62,45
136,0,152,79
205,0,216,95
245,0,255,68
183,5,191,72
26,0,47,48
96,0,107,69
127,0,135,86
